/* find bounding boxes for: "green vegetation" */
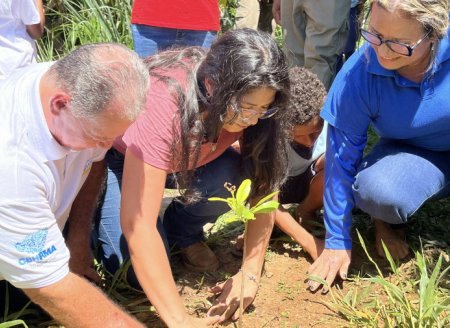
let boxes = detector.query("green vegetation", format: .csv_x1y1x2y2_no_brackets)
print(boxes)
324,230,450,327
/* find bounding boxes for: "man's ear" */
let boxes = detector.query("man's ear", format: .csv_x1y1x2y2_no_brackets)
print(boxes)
49,93,71,116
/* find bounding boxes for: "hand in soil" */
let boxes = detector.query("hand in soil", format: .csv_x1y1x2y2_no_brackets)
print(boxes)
179,315,220,328
207,271,259,323
68,249,101,284
374,219,410,260
307,248,351,293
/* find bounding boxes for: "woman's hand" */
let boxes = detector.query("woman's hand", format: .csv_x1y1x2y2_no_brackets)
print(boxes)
176,315,220,328
307,248,351,293
207,270,259,323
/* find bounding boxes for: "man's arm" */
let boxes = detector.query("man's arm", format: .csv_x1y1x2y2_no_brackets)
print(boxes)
65,160,106,283
26,0,45,39
24,272,144,328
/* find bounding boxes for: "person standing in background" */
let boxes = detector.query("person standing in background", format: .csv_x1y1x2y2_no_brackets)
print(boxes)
0,0,45,79
235,0,275,34
130,0,220,58
273,0,351,90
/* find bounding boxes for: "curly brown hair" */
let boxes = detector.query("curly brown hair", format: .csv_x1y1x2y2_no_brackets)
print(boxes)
287,66,327,127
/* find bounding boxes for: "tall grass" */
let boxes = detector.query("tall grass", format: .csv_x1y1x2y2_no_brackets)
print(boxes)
37,0,132,61
324,231,450,327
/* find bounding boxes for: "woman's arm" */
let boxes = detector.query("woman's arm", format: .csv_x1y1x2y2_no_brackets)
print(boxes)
120,150,217,328
307,124,367,293
207,206,276,322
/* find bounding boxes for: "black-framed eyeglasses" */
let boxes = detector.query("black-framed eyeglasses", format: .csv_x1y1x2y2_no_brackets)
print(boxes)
360,7,431,57
360,28,431,56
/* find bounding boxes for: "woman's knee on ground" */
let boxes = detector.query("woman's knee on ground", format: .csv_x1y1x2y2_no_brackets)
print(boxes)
353,172,417,225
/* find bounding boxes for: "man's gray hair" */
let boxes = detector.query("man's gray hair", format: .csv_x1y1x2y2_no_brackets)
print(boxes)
49,43,149,120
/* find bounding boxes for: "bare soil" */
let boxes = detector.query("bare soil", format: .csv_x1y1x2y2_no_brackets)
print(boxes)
135,237,348,328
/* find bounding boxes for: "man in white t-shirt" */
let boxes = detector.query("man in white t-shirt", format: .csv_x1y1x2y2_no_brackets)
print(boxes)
0,43,149,327
0,0,45,79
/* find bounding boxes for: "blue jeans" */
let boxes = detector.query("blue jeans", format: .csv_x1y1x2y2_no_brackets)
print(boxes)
131,24,217,57
353,139,450,224
94,148,243,288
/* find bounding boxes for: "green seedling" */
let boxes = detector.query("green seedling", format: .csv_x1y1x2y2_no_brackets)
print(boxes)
209,179,279,327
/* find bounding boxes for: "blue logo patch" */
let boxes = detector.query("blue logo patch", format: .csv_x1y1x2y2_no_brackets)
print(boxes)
14,229,57,266
15,229,48,254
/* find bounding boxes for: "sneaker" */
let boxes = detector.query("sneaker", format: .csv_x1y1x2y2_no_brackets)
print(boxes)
180,241,220,272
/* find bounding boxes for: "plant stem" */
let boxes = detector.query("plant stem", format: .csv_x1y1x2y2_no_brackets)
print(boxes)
238,221,248,328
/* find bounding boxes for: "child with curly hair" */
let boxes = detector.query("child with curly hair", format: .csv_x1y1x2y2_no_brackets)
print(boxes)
275,66,327,259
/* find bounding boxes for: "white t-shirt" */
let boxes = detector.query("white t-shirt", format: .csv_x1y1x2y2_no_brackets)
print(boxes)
0,63,106,289
0,0,41,79
287,122,327,177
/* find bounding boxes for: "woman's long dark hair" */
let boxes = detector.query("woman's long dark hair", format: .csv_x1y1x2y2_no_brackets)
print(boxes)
144,28,290,202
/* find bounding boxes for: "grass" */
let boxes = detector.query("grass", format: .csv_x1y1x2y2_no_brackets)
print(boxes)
324,230,450,327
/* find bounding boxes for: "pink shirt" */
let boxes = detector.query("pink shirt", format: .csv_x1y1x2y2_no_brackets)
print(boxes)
113,70,241,172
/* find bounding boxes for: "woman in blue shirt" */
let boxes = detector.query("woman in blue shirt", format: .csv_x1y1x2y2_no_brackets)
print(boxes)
308,0,450,293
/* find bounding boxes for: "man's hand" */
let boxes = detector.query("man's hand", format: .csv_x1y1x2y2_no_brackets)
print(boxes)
67,246,101,284
307,249,351,293
207,271,259,323
272,0,281,24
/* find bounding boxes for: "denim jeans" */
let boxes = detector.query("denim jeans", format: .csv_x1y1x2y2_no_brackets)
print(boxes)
353,139,450,224
131,24,217,57
94,148,243,288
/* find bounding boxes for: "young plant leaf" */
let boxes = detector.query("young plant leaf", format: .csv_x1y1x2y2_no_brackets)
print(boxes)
235,179,252,204
219,210,240,223
254,190,279,208
251,200,280,214
241,207,256,221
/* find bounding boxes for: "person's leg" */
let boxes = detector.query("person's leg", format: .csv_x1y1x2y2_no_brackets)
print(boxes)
131,24,178,57
163,148,243,270
302,0,351,89
281,0,306,67
344,6,359,59
353,140,450,259
94,149,169,289
336,6,359,72
173,30,217,49
258,0,274,34
235,0,260,29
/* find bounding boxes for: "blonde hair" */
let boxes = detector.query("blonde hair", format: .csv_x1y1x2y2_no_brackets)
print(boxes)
370,0,449,40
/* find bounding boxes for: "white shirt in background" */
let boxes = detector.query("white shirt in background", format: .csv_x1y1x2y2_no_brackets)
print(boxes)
0,0,41,79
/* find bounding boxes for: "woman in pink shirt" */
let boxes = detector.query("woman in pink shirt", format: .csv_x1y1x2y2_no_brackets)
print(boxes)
95,29,290,327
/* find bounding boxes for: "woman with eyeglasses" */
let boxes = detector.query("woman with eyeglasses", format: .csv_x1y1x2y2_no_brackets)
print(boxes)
307,0,450,293
94,29,290,327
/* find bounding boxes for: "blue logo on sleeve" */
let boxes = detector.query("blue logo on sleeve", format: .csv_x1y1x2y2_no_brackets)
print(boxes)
14,229,57,265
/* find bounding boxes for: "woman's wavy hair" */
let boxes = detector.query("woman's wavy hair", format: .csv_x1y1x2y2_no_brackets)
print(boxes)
370,0,449,40
144,29,290,202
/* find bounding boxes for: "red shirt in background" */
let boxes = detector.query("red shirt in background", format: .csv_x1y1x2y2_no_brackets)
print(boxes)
131,0,220,32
